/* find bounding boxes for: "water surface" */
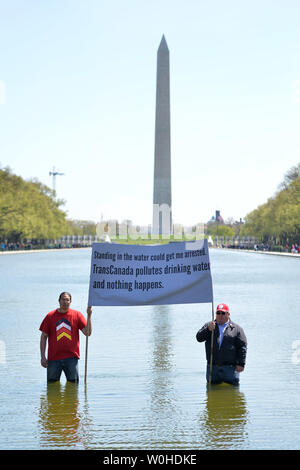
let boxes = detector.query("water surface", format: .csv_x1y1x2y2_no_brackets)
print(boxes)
0,248,299,449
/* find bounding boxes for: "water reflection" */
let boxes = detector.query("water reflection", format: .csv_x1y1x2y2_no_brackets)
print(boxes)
147,306,179,444
151,306,173,370
150,305,174,400
39,382,82,448
80,386,95,448
198,384,248,449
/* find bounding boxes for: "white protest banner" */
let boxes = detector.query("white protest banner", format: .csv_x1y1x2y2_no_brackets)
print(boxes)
88,239,213,306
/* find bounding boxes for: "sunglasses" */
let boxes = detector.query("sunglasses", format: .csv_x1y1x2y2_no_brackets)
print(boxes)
216,311,228,315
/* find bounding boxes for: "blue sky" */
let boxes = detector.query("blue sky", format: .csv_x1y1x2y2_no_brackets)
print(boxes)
1,0,300,226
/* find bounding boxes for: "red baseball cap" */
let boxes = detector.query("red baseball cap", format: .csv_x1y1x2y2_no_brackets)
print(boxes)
216,303,230,313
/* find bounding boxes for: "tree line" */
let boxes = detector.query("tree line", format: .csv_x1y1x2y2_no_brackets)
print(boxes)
0,166,96,245
1,163,299,248
240,163,300,246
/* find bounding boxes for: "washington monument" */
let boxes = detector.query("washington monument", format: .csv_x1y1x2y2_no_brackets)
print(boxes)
152,35,172,236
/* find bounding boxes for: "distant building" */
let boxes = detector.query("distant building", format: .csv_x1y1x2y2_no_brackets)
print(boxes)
215,210,223,223
207,210,224,225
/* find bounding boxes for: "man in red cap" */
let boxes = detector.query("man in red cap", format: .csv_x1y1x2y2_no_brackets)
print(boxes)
196,303,247,385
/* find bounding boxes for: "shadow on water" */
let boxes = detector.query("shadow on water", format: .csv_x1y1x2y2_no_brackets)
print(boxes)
38,381,90,449
198,383,249,449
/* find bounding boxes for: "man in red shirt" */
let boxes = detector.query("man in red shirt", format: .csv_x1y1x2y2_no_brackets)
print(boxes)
40,292,92,382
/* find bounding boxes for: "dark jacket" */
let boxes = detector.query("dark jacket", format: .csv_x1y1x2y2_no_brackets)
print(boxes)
196,321,247,367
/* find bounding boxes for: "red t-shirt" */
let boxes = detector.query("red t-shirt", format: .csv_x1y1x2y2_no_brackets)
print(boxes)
39,308,87,361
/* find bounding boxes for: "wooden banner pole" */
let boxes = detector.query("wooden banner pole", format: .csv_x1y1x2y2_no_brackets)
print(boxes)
84,337,89,385
84,311,91,385
209,301,215,385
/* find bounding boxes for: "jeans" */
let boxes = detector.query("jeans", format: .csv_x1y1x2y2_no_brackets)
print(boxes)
206,364,240,385
47,357,79,383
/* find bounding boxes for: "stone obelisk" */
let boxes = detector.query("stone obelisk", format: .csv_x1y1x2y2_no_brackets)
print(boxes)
152,35,172,236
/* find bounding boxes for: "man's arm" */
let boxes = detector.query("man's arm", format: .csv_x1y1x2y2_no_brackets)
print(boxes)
235,326,247,371
81,306,92,336
196,322,215,342
40,332,48,368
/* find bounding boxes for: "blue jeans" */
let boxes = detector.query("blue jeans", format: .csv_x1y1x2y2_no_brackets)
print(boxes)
47,357,79,383
206,364,240,385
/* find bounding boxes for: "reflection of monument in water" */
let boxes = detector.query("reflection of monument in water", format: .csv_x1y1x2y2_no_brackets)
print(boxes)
147,305,178,443
152,35,172,236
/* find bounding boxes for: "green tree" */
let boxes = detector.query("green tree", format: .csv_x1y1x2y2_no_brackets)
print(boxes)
278,162,300,190
0,167,67,242
206,222,235,238
241,162,300,245
65,219,96,236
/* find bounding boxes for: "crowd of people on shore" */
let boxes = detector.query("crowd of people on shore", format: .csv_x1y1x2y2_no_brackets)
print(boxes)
287,243,300,254
253,243,300,253
1,241,32,251
1,240,300,254
253,243,271,251
0,241,92,252
220,242,300,254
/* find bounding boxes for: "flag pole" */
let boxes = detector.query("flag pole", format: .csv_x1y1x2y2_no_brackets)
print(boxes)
84,334,89,385
84,310,91,385
209,301,215,385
